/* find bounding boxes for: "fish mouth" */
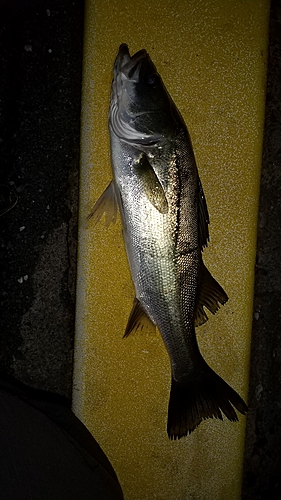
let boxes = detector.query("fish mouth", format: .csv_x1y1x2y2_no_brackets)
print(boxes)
114,44,148,82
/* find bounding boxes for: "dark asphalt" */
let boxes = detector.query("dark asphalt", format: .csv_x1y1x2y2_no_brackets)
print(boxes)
0,0,280,498
242,1,281,498
0,0,83,398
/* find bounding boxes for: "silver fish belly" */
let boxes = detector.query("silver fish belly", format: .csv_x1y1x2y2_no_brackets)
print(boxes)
90,44,247,439
111,128,199,380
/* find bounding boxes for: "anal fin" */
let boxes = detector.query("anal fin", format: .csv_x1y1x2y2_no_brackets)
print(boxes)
194,261,228,327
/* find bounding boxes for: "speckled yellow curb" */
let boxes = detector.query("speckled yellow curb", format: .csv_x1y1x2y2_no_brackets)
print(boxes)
73,1,270,498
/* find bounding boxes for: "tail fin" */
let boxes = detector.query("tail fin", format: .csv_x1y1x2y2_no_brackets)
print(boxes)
167,364,248,439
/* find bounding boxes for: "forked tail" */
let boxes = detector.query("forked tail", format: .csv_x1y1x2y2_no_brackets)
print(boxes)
167,362,248,439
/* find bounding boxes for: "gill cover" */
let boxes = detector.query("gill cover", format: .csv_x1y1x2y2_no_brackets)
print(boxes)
109,44,180,145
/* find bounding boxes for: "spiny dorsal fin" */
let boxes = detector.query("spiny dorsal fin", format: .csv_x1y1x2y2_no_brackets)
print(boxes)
198,177,209,249
124,297,156,337
87,181,118,227
194,260,228,327
134,154,168,214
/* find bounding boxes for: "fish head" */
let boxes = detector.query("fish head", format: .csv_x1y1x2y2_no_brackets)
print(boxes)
109,44,180,146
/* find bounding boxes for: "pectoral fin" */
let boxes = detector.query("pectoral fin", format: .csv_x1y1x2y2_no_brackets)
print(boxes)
124,297,156,337
87,181,118,227
194,261,228,327
134,154,168,214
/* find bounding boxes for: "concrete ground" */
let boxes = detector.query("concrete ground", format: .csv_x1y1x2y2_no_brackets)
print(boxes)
0,0,280,498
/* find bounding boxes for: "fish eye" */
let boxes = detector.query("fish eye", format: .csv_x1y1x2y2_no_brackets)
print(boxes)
146,73,160,87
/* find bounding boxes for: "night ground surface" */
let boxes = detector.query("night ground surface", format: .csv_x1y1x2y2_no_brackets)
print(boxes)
0,1,280,498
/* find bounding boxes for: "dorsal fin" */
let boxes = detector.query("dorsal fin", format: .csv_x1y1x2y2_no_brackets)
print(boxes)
198,177,209,249
194,260,228,327
124,297,156,337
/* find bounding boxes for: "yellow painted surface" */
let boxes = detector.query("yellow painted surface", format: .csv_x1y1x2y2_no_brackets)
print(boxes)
73,1,270,499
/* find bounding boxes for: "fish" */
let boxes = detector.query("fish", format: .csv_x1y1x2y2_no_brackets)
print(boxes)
89,44,248,439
